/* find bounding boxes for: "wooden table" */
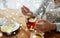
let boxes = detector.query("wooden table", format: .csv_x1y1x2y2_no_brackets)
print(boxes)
1,28,60,38
45,31,60,38
1,27,30,38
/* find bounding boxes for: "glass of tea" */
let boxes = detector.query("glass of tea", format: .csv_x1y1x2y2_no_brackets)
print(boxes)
26,17,37,31
27,17,45,38
29,20,44,38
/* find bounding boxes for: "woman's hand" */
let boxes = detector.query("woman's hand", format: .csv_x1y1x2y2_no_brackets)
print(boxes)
21,6,33,18
35,19,57,32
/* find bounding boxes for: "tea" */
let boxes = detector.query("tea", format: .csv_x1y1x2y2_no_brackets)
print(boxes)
36,34,41,38
27,18,37,30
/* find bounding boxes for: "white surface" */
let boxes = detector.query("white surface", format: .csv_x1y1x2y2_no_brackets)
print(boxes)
0,0,44,13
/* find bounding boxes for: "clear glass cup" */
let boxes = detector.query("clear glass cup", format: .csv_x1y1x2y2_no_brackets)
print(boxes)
26,17,37,31
26,17,44,38
30,30,44,38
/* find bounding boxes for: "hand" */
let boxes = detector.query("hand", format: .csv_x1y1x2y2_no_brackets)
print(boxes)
21,6,33,18
55,0,60,3
35,19,56,32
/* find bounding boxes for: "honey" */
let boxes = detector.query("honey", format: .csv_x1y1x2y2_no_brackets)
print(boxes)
36,34,42,38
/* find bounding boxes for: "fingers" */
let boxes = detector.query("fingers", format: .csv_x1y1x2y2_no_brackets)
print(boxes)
35,20,51,32
23,6,29,12
21,8,26,15
21,6,27,15
36,19,50,25
21,6,29,13
35,24,46,32
35,24,50,32
21,6,33,18
21,6,32,18
36,19,46,25
37,19,46,23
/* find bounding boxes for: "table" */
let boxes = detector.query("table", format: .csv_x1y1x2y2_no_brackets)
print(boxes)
1,27,30,38
45,31,60,38
1,28,60,38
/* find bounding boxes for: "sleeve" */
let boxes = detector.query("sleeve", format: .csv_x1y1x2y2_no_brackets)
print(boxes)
33,0,51,18
55,23,60,32
32,0,45,17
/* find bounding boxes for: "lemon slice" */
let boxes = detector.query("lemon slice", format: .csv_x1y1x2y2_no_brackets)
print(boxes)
36,34,41,38
29,18,37,22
